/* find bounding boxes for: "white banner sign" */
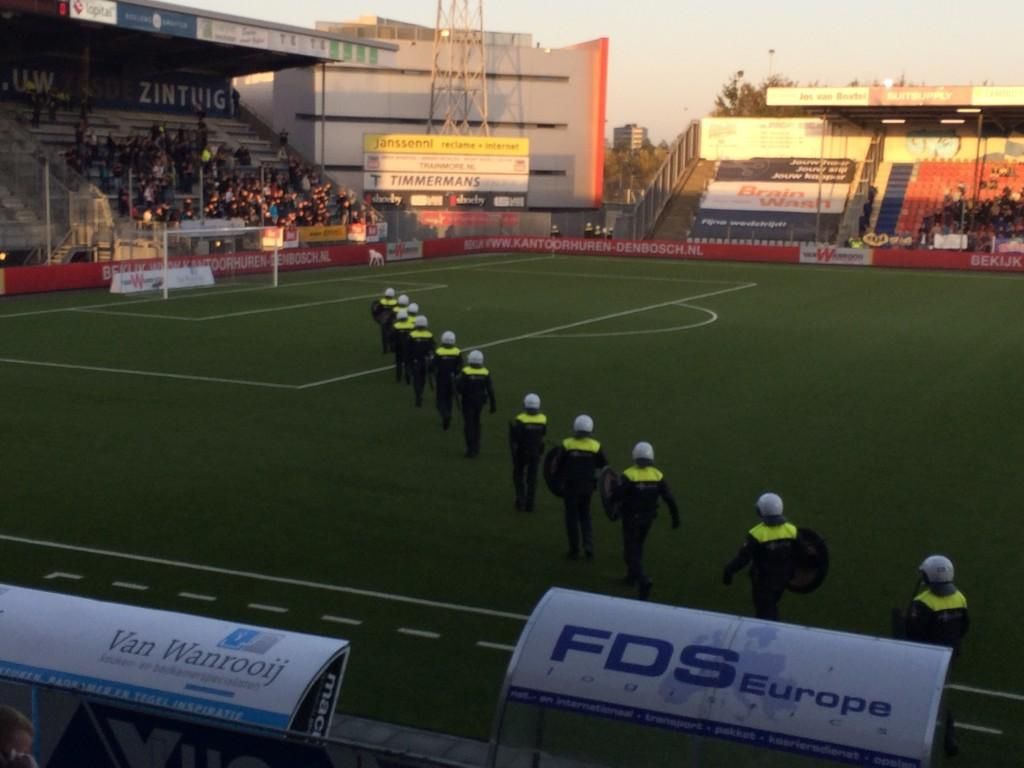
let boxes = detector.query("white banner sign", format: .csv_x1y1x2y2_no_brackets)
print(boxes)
704,181,850,212
110,265,215,294
364,172,530,193
799,245,873,266
932,233,968,251
386,241,423,262
502,589,950,767
71,0,118,25
197,18,269,47
364,154,530,175
0,585,349,734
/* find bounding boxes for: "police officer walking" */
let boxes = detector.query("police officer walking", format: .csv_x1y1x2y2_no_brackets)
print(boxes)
456,350,496,457
560,415,607,560
390,309,416,384
722,492,798,620
372,287,397,353
610,441,680,600
407,315,435,407
905,555,969,757
509,393,547,511
432,331,462,430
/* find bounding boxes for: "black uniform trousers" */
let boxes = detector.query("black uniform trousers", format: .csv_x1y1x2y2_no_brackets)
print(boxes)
563,494,595,558
394,344,406,383
751,577,786,621
462,403,484,456
411,360,429,406
436,382,455,429
621,515,653,585
380,321,392,353
512,452,541,510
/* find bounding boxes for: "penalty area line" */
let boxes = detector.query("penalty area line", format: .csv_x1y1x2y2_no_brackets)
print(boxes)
0,533,529,622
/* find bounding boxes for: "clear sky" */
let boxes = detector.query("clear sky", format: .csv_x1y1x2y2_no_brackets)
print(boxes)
187,0,1018,143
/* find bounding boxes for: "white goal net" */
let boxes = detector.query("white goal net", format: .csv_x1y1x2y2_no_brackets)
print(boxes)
145,224,283,299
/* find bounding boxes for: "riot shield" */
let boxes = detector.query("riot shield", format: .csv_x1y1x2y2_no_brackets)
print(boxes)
543,446,566,498
787,527,829,594
599,467,621,521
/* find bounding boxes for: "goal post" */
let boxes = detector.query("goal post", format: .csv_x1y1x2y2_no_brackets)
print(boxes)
157,224,283,300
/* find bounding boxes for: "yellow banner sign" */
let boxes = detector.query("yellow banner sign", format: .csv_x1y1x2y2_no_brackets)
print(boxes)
363,133,530,157
298,225,348,244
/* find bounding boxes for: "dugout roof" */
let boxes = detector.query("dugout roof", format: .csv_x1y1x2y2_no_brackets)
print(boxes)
0,0,398,78
767,86,1024,134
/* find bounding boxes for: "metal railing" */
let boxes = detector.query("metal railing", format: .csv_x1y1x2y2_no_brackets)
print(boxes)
608,121,701,240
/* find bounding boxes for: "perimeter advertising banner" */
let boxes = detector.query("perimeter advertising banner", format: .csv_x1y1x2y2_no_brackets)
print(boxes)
716,158,856,184
0,585,349,736
496,589,950,767
703,181,850,212
363,133,530,210
691,210,842,242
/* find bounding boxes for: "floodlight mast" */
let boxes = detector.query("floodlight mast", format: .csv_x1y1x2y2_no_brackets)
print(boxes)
427,0,490,135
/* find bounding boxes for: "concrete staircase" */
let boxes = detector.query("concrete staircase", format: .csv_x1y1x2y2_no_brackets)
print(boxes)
650,160,717,240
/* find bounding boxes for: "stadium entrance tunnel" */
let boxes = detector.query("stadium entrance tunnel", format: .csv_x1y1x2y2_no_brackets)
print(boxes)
488,588,952,767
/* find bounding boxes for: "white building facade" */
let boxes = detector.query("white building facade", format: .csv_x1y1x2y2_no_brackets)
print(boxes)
236,17,608,211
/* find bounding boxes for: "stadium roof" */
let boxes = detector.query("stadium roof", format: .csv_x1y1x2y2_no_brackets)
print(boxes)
0,0,399,78
767,86,1024,133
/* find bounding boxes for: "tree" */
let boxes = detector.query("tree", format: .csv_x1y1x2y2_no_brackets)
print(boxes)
712,72,804,117
602,141,669,203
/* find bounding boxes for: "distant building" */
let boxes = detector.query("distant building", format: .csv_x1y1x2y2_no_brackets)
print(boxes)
236,15,609,210
613,123,648,151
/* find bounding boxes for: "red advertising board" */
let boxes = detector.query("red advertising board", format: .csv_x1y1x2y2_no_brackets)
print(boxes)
872,249,1024,272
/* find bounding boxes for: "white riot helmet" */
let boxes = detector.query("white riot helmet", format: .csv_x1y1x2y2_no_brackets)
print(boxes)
523,393,541,412
919,555,954,585
573,414,594,434
632,441,654,463
415,315,428,328
384,287,395,299
468,350,484,366
441,331,456,346
408,302,419,315
755,492,784,519
397,294,410,307
396,309,408,321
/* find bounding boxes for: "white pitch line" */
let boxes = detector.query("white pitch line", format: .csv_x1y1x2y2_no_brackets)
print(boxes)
947,683,1024,702
70,308,197,321
249,603,288,614
955,722,1003,735
0,357,296,390
322,614,363,626
0,533,529,621
179,592,216,602
398,628,441,640
112,581,149,591
299,282,756,389
44,572,81,581
539,304,718,339
196,283,448,322
478,267,752,285
0,254,555,320
476,641,516,652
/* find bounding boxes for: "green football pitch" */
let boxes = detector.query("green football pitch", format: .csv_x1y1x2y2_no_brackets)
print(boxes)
1,252,1021,765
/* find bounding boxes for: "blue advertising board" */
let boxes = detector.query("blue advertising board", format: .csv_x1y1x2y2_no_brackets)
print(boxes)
1,65,232,117
117,3,197,38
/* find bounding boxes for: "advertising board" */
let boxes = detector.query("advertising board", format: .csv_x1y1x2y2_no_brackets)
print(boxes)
117,3,196,37
799,245,872,266
716,158,856,184
703,181,850,212
70,0,117,25
497,589,950,767
691,210,841,241
0,585,349,735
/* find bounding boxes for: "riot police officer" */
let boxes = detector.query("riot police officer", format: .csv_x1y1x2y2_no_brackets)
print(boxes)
906,555,969,757
722,492,798,620
610,441,680,600
372,287,397,353
456,350,496,457
432,331,462,430
390,309,415,384
559,414,607,560
407,315,435,407
509,393,547,511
